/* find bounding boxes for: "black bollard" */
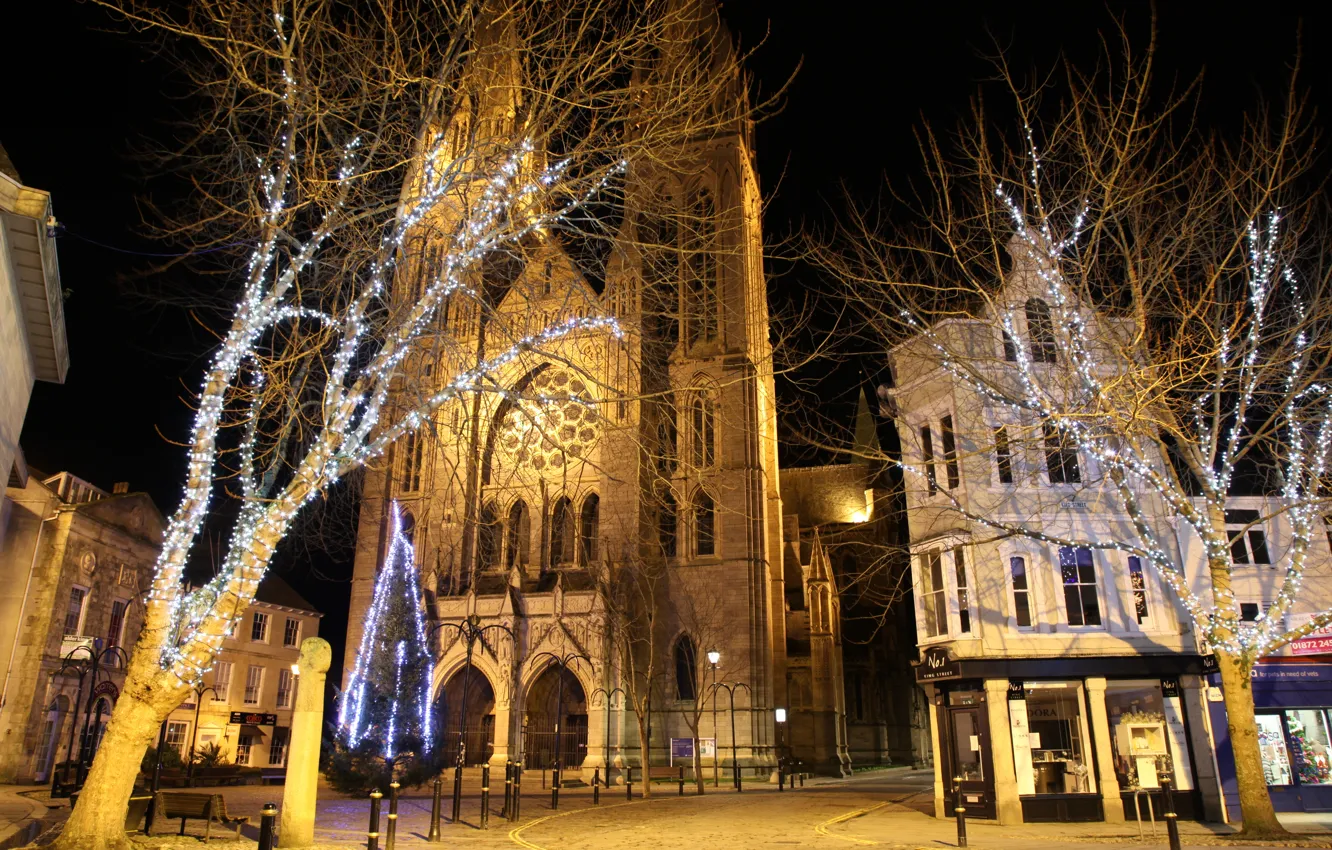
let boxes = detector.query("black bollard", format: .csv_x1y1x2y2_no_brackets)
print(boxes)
367,788,383,850
428,777,442,842
678,765,685,796
502,761,512,818
552,765,560,810
1162,776,1182,850
593,768,601,804
779,761,785,792
953,777,967,849
513,761,523,821
626,765,633,800
799,761,805,788
451,759,463,824
385,781,400,850
258,802,277,850
481,764,491,830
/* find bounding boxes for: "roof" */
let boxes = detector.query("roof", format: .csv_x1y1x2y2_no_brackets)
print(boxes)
255,575,321,616
0,144,19,182
1,165,68,384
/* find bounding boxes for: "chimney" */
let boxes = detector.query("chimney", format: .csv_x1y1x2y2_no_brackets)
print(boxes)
112,482,129,494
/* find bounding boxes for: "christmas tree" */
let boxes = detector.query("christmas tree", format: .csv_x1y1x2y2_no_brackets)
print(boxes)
330,504,440,792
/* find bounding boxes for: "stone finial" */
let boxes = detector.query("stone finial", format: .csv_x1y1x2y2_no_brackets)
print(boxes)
298,637,333,675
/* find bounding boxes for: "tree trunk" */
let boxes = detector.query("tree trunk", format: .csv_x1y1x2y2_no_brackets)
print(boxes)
1218,649,1288,837
692,738,703,794
54,686,169,850
637,712,652,798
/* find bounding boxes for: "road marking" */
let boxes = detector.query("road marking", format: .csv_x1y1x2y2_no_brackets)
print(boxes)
509,796,685,849
814,801,888,845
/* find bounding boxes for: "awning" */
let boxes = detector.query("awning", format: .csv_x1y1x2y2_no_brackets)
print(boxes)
240,725,267,739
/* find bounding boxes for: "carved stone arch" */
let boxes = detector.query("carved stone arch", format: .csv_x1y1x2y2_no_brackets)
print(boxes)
434,657,501,765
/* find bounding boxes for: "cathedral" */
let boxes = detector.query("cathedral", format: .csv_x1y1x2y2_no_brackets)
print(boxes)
343,1,920,782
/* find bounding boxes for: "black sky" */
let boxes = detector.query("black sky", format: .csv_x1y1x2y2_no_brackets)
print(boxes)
4,0,1329,688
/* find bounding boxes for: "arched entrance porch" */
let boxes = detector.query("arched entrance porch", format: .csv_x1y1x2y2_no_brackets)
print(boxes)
523,665,587,770
437,667,496,766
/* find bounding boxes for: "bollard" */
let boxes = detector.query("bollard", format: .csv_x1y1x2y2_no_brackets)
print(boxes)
551,765,560,810
799,761,805,788
953,777,967,849
502,761,513,819
1162,776,1182,850
779,761,785,792
486,765,497,825
451,759,463,824
593,768,601,805
626,765,633,800
367,788,383,850
385,781,399,850
678,765,685,796
258,802,277,850
428,777,442,842
513,762,524,821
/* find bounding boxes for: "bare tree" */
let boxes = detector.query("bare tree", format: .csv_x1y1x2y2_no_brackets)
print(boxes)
62,1,759,845
671,570,730,793
811,26,1331,837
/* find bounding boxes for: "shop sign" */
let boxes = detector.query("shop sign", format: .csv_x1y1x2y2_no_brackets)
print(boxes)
1200,655,1218,674
229,711,278,725
1007,680,1025,701
1161,678,1180,698
1287,613,1332,636
1250,665,1332,681
1290,636,1332,657
92,680,119,700
918,647,960,681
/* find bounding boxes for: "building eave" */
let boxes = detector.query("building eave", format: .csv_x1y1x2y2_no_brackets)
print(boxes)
1,171,68,384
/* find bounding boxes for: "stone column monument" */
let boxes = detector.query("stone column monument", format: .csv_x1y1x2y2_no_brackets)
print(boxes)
279,637,332,847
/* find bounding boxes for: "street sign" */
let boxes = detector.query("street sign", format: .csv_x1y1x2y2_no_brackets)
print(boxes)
229,711,278,725
699,738,716,758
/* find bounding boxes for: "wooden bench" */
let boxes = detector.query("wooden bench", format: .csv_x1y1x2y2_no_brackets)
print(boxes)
153,792,248,842
647,765,685,795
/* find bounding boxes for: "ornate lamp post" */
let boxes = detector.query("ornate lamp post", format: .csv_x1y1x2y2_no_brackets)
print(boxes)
186,684,220,787
529,651,590,809
590,686,626,782
706,650,720,786
707,681,751,792
51,641,129,790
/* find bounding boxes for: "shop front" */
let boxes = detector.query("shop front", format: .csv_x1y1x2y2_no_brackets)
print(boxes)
919,650,1220,824
1209,660,1332,816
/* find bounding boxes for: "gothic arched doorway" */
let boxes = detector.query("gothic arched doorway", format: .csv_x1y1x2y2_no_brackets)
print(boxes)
523,665,587,770
437,667,496,766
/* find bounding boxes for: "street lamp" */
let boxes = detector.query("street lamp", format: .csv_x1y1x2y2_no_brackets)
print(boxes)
530,651,590,810
707,681,751,792
186,684,220,787
50,641,129,791
774,708,787,778
706,651,720,786
590,686,626,784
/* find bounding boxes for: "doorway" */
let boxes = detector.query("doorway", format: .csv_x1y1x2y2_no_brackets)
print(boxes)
942,689,996,819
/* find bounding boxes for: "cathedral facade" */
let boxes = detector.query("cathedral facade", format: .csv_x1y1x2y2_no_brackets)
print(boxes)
344,2,905,781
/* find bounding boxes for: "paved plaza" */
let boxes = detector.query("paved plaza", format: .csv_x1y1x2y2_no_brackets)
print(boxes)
12,768,1332,849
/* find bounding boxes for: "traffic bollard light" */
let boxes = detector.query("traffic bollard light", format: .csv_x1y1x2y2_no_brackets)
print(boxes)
367,789,383,850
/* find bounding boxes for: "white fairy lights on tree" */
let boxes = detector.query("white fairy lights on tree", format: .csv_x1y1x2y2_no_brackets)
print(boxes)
338,504,434,758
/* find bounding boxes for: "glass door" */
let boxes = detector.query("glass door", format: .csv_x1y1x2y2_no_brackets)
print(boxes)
1256,713,1294,787
945,697,995,819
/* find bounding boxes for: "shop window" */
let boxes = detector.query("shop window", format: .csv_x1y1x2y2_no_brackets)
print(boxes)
1226,509,1271,565
1256,714,1294,786
1106,682,1177,791
269,727,290,766
1023,683,1094,794
994,426,1013,485
1286,709,1332,785
1010,556,1033,629
1059,547,1101,627
236,733,255,766
1128,557,1151,626
921,550,947,638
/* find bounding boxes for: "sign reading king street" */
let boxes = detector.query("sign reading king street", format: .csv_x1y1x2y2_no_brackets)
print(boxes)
917,647,960,682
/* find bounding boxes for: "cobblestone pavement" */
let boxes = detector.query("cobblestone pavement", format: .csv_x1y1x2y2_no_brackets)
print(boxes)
17,768,1332,848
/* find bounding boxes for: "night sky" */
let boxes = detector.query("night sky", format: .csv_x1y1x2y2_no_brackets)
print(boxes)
4,1,1328,688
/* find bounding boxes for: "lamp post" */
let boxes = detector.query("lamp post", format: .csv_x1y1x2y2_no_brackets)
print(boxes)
707,682,750,792
529,651,589,809
774,708,787,787
706,651,719,787
429,614,515,768
52,641,128,789
186,684,220,786
590,686,625,784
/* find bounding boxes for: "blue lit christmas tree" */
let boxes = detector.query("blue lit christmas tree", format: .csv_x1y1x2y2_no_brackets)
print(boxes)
330,504,439,791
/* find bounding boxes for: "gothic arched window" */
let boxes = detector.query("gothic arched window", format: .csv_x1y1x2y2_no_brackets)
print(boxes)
659,489,677,559
674,635,698,701
693,490,716,557
657,394,678,476
690,391,716,469
687,189,718,346
398,430,424,493
1025,298,1058,363
550,497,575,566
640,211,679,346
478,501,500,570
506,500,530,569
579,494,600,567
